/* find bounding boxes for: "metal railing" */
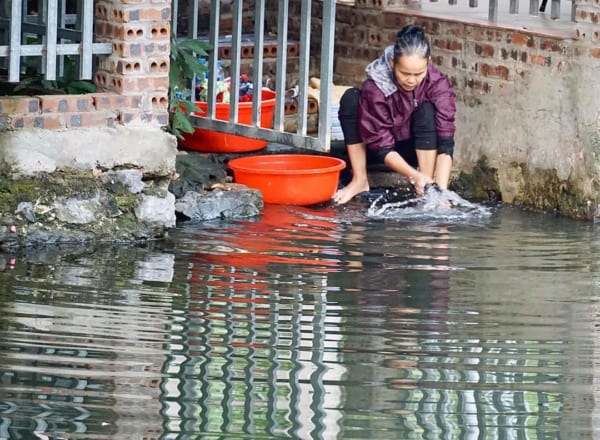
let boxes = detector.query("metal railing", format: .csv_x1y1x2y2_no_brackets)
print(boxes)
173,0,337,152
0,0,112,83
426,0,576,23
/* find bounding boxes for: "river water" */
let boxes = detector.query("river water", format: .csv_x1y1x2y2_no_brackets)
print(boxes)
1,194,599,439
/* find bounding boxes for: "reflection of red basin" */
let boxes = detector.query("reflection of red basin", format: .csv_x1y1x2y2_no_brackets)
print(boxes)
191,205,342,272
179,89,276,153
228,154,346,205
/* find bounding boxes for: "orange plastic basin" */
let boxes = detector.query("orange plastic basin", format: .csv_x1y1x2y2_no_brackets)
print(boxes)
228,154,346,205
179,89,276,153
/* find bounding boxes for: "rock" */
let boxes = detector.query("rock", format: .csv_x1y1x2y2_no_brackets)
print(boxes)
135,190,176,228
169,153,227,199
101,169,145,194
175,183,263,220
54,192,105,224
15,202,35,223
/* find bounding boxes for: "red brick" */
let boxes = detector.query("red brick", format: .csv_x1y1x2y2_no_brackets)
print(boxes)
114,23,146,40
465,78,492,93
116,59,144,75
433,38,463,52
150,24,170,40
432,55,444,66
507,32,531,46
479,63,509,80
108,73,169,93
138,7,170,21
576,9,600,24
475,43,495,58
39,95,94,113
95,2,110,19
334,58,366,79
151,111,169,126
66,111,118,128
112,41,143,57
530,55,552,66
500,48,528,62
91,93,128,110
150,94,169,111
148,57,169,74
10,115,36,129
590,47,600,58
33,113,66,129
0,97,39,114
540,39,563,52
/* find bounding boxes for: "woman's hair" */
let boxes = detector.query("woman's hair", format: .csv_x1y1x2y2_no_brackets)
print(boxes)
393,24,431,62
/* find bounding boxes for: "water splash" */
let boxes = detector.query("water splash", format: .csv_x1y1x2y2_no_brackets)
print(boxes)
366,185,494,222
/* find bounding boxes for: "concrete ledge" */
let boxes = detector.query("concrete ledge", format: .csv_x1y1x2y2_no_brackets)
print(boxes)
0,126,177,177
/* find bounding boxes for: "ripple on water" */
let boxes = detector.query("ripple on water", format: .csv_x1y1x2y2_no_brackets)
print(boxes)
0,205,599,439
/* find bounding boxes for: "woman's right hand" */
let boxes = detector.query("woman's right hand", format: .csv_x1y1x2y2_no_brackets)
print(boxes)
410,172,433,197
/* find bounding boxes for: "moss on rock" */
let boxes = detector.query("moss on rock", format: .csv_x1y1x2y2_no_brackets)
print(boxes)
450,157,501,203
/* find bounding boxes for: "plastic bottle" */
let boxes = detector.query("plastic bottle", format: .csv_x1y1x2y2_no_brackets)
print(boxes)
216,60,225,82
198,58,209,79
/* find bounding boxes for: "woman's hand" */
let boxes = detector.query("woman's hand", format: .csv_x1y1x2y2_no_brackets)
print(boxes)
410,172,433,197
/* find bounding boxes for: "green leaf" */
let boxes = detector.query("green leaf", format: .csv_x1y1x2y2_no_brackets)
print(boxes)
181,51,206,79
181,100,202,114
69,80,97,94
41,79,58,90
172,108,195,136
178,39,212,56
13,76,39,92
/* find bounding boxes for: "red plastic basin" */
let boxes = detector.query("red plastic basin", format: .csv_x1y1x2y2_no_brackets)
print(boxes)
228,154,346,205
179,89,276,153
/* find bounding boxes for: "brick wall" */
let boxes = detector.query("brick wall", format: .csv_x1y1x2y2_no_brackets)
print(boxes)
0,0,170,131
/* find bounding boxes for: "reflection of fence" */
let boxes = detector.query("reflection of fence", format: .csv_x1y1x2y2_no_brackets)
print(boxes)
0,0,112,82
170,272,342,437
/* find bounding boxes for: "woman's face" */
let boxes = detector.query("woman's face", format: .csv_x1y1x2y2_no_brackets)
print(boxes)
392,54,429,92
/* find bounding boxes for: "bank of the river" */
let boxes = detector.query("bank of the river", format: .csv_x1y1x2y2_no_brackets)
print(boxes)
1,129,596,250
0,127,262,249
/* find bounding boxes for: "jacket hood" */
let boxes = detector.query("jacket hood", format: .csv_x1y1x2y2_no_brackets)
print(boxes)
365,45,396,98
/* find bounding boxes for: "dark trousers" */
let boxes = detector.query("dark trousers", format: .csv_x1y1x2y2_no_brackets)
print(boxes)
337,87,438,169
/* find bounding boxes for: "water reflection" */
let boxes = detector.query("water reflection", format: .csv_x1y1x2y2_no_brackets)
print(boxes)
0,205,599,438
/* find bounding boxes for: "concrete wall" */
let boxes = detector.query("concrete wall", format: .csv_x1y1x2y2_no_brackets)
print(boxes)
274,0,600,219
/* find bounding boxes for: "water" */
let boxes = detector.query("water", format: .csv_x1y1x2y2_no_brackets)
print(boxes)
1,195,600,439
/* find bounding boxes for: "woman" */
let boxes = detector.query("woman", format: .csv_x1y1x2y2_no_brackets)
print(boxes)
334,24,456,205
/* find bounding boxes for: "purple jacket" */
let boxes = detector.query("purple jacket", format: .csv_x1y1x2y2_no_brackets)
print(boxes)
358,46,456,152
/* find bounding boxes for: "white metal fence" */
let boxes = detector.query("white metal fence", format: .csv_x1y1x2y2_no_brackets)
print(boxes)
0,0,112,83
173,0,338,152
426,0,576,23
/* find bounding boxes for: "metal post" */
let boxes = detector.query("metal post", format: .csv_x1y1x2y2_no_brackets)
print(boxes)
206,0,221,119
550,0,561,19
273,0,289,132
80,0,94,79
251,0,265,126
296,0,312,136
318,0,336,151
530,0,539,15
8,0,22,82
488,0,498,22
229,0,243,123
46,0,58,80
